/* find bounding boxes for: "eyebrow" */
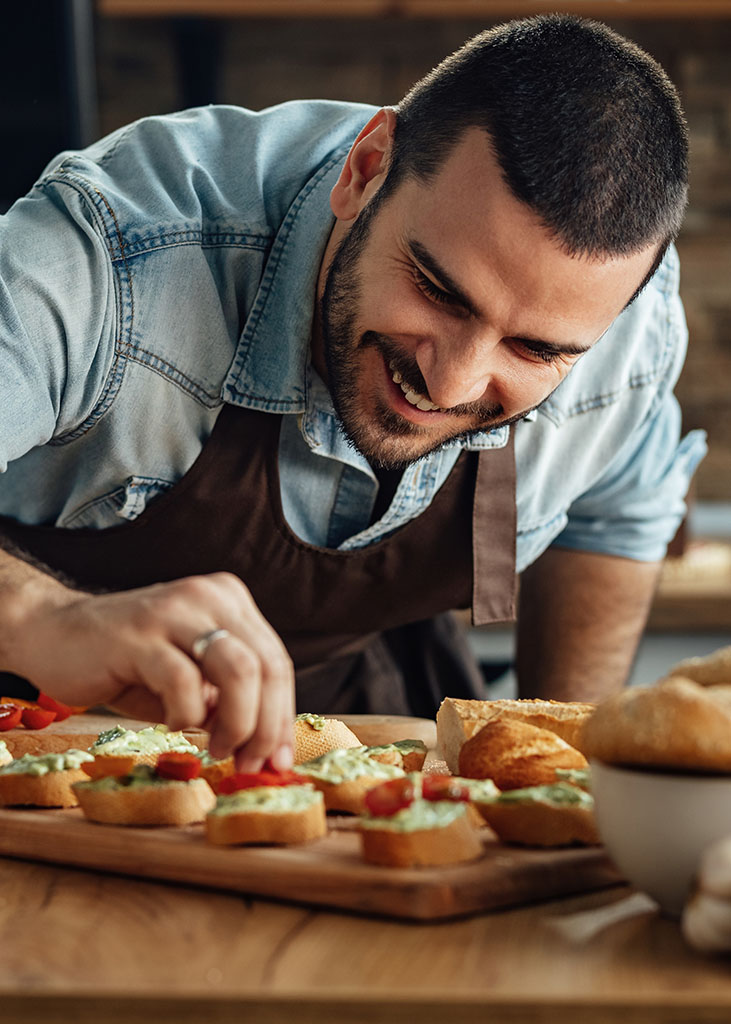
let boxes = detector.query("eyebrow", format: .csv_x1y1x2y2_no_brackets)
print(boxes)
406,237,594,356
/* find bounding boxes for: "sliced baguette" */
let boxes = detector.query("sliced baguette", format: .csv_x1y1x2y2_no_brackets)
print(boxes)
306,775,393,815
293,716,362,764
199,756,235,793
437,697,595,772
206,793,327,846
360,809,484,867
73,777,216,826
0,767,90,808
475,797,600,847
458,718,588,790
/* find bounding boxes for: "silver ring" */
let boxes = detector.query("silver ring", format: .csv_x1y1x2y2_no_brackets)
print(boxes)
191,628,231,661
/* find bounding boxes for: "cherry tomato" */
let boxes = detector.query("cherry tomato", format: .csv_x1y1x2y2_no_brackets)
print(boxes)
155,752,202,781
20,706,56,730
364,777,416,817
0,704,22,731
217,769,303,794
421,775,471,803
37,693,74,722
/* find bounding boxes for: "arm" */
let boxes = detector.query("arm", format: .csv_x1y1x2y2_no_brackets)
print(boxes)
515,546,661,702
0,546,295,772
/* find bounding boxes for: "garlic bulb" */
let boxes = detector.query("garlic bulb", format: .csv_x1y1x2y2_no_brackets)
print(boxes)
682,836,731,953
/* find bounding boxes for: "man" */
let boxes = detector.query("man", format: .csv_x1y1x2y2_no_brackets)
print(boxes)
0,15,705,770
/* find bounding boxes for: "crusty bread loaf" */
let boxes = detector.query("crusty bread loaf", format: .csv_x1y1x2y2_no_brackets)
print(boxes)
73,777,216,826
436,697,595,773
360,810,484,867
206,796,327,846
475,797,600,847
581,677,731,772
458,718,588,790
0,767,90,808
293,716,362,764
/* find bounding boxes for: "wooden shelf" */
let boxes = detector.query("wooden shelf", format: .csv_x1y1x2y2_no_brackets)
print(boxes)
97,0,731,20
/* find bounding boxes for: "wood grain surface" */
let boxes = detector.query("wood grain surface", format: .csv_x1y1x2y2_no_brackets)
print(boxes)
0,805,621,920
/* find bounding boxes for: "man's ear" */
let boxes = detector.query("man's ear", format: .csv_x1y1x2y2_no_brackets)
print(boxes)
330,107,397,222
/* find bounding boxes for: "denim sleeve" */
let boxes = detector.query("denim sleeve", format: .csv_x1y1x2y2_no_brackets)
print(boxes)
0,180,116,471
554,289,707,562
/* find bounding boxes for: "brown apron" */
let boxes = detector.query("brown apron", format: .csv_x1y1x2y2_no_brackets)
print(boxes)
0,404,517,716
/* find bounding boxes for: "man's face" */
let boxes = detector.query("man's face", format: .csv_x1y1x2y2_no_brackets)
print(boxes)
316,126,657,470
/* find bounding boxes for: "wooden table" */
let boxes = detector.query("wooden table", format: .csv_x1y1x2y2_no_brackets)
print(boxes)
2,856,730,1024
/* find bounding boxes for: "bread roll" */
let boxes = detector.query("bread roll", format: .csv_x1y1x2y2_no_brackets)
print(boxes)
437,697,595,772
458,718,588,790
581,677,731,772
666,645,731,688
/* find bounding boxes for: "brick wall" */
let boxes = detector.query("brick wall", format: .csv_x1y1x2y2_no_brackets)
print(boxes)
96,14,731,499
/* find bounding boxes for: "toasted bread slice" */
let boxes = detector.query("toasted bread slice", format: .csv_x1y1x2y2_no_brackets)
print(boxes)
360,805,484,867
0,767,90,808
206,787,326,845
199,756,235,793
73,773,216,826
473,783,600,847
293,715,362,764
437,697,595,773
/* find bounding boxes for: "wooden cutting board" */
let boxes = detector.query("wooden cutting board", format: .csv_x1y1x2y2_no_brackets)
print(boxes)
0,711,622,920
0,806,621,921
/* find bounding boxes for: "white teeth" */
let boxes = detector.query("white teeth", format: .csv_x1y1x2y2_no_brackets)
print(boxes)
389,360,442,412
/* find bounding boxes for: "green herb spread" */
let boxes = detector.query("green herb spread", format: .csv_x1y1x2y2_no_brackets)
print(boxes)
554,767,592,790
0,749,94,777
295,713,326,731
210,785,323,816
496,781,594,809
294,747,404,784
360,799,467,832
73,764,197,792
89,724,200,757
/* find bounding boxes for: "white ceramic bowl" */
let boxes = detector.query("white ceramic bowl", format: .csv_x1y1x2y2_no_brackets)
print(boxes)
590,759,731,916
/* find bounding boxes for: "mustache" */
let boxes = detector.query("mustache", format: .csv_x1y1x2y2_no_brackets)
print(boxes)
361,331,504,420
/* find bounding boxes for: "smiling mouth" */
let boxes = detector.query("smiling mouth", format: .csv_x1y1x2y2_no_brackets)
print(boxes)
388,360,444,412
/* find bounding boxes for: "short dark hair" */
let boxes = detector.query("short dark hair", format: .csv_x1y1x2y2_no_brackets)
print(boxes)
386,15,688,261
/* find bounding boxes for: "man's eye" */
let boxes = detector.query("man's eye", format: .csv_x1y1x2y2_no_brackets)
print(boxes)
413,266,453,305
517,341,562,364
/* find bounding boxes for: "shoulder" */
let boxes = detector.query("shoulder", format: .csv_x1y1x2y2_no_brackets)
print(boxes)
538,244,686,428
37,100,378,243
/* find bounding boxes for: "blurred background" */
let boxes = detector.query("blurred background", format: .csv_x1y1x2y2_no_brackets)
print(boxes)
3,0,730,687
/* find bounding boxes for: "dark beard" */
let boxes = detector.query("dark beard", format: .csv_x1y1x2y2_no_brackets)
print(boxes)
318,193,537,471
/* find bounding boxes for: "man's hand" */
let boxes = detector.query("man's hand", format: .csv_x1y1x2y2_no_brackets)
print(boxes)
516,546,662,703
1,562,295,771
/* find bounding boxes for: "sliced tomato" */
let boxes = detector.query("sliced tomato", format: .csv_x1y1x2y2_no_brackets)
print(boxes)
364,777,416,817
421,775,471,803
37,693,74,722
156,752,202,781
217,769,302,794
0,704,22,731
82,755,137,780
20,706,56,730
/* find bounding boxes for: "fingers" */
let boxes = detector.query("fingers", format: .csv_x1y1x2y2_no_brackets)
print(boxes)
194,629,294,771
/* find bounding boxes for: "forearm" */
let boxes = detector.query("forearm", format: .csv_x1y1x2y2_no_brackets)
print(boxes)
0,545,80,675
515,546,661,703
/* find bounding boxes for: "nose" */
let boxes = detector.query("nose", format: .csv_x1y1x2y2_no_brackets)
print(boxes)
415,330,499,410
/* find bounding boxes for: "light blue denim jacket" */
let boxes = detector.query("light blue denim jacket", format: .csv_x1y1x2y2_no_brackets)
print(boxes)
0,101,706,574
